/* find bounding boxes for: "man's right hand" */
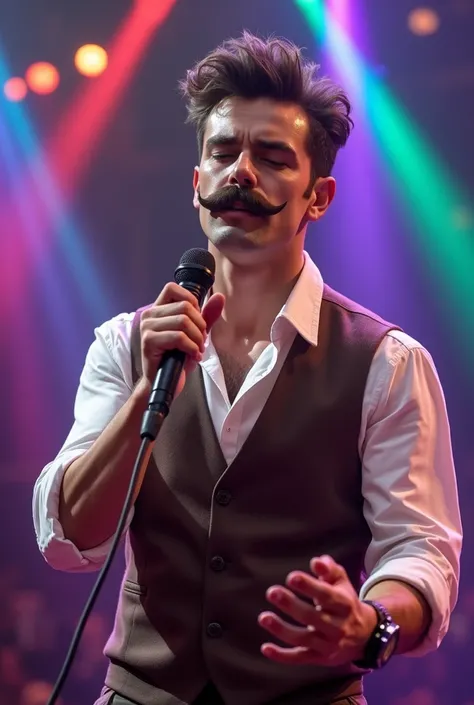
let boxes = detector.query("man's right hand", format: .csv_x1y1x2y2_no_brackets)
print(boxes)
57,283,225,551
138,282,225,398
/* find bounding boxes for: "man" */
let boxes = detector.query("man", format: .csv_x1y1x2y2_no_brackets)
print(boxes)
33,32,462,705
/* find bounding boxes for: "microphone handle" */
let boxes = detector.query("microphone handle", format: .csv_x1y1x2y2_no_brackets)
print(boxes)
147,349,186,416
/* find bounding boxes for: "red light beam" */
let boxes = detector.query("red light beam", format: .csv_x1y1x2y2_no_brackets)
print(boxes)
47,0,177,199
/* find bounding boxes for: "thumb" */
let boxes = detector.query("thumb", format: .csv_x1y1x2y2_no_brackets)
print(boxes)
202,292,225,332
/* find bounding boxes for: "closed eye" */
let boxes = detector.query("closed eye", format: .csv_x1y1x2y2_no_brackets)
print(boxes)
211,154,235,161
263,158,287,167
211,154,286,167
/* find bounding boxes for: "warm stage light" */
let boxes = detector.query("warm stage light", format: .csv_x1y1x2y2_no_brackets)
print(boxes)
408,7,440,35
4,77,28,102
25,62,60,95
74,44,108,77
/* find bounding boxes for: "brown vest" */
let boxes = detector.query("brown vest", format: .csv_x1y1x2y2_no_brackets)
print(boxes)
103,285,399,705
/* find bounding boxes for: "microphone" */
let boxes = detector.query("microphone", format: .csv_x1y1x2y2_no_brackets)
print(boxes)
140,248,216,441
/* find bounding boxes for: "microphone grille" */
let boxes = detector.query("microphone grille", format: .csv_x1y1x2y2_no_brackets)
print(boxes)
178,248,215,276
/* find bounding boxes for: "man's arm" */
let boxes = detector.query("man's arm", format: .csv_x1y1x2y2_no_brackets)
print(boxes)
259,332,461,664
359,332,462,655
33,313,138,571
364,580,431,654
58,376,151,551
57,286,224,552
34,285,224,568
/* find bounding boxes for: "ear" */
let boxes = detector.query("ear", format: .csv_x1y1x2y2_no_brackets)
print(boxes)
306,177,336,222
193,166,200,210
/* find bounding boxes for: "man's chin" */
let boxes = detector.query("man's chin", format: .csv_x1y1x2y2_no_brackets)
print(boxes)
207,225,265,252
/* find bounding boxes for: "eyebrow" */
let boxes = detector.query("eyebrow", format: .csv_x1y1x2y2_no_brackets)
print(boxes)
205,135,298,161
205,135,239,150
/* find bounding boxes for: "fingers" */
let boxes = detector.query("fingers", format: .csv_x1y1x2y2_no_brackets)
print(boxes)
260,581,352,666
259,607,340,665
265,586,344,641
141,329,202,362
139,284,210,386
141,299,208,363
153,282,202,310
284,572,352,618
259,643,319,665
139,282,225,390
261,559,364,667
258,610,328,651
310,555,347,584
142,299,207,335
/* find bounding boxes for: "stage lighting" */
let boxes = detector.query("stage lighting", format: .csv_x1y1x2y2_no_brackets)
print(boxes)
4,77,28,102
25,62,60,95
74,44,108,77
408,7,440,35
452,205,473,231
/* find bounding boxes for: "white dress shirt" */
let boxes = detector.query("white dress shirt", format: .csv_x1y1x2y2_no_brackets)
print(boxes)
33,252,462,657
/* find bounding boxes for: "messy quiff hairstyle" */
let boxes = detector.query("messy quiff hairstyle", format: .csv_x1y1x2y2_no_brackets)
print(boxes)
180,31,354,196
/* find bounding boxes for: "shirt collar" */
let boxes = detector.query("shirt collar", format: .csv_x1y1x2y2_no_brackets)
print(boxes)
205,250,324,352
271,250,324,347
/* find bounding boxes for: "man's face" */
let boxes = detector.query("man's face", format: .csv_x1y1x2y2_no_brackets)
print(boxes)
193,97,334,263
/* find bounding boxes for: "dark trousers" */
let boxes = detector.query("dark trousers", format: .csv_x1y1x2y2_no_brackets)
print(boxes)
97,683,368,705
101,683,224,704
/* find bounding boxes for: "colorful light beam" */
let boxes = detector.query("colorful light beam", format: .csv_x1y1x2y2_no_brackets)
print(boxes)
47,0,177,201
0,0,177,321
0,46,109,322
295,0,474,371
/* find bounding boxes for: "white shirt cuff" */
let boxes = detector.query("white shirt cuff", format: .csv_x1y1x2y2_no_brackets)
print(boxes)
33,453,134,573
360,556,457,656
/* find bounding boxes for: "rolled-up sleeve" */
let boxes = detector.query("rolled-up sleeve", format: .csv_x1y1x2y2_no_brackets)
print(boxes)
32,312,136,572
358,331,462,656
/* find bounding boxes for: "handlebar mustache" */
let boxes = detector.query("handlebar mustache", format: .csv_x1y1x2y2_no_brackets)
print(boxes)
198,186,287,217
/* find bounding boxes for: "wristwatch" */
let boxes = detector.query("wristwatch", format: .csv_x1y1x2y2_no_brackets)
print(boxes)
353,600,400,670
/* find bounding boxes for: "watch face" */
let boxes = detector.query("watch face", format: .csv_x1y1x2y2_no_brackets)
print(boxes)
381,623,400,665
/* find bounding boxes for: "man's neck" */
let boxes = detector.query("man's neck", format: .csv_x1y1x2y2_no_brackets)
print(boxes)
210,246,304,346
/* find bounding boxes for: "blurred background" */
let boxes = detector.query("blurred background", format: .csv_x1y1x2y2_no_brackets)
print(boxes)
0,0,473,703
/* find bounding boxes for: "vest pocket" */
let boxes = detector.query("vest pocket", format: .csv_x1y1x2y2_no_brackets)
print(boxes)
122,580,147,596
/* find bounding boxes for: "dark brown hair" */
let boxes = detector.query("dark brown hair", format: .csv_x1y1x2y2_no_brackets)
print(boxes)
180,31,354,193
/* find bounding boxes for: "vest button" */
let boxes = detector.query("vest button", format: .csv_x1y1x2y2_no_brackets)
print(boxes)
215,490,232,506
210,555,226,572
206,622,223,638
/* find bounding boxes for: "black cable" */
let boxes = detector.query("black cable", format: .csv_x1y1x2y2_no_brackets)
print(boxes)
45,426,163,705
45,248,215,704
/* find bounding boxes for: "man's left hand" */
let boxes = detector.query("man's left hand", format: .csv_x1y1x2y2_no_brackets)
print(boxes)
258,555,377,666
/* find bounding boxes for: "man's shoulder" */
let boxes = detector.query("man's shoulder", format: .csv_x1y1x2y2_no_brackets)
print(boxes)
322,284,398,330
93,311,138,356
323,284,399,328
95,310,136,334
321,286,432,366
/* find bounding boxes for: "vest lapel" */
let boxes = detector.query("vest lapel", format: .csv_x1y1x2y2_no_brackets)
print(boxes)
185,367,227,482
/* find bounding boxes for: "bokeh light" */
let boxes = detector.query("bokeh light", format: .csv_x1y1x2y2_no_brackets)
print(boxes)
25,62,60,95
408,7,441,36
3,76,28,102
74,44,108,77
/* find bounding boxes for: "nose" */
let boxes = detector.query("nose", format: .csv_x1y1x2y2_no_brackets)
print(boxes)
228,152,257,189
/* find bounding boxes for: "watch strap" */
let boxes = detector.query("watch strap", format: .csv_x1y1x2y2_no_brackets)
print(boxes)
353,599,399,670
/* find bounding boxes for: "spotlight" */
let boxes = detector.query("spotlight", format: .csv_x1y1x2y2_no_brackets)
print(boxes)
25,62,60,95
408,7,440,36
74,44,108,77
4,77,28,102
